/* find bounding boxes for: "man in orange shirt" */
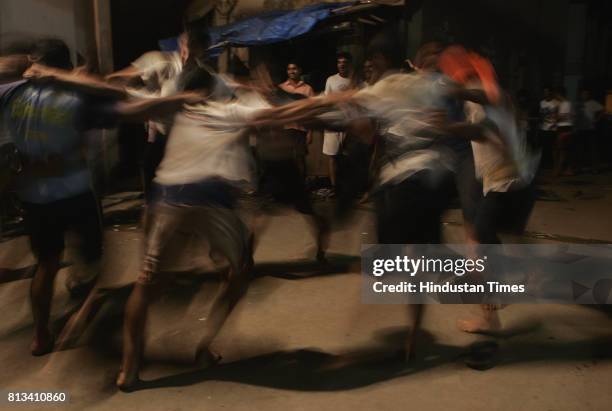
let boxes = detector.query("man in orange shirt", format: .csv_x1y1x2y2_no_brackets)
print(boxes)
278,61,314,178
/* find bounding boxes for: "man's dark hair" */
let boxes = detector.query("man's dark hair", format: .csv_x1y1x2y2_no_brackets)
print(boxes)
31,38,73,70
336,52,352,62
178,60,214,92
287,60,302,69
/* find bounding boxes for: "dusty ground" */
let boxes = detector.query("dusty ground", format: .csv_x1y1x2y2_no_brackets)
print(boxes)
1,172,612,410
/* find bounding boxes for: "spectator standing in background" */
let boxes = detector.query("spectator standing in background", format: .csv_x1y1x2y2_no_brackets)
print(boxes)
538,87,558,170
575,88,604,173
278,61,315,179
322,52,353,195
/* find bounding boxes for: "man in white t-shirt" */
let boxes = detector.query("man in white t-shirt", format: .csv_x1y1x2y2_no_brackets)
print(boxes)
117,66,343,390
106,33,189,201
117,67,262,389
323,52,353,193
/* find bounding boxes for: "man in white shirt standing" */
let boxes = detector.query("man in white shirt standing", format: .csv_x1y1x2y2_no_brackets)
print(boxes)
105,33,189,202
323,52,353,194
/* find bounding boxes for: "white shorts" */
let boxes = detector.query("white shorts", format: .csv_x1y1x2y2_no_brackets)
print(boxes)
322,131,345,156
139,202,249,284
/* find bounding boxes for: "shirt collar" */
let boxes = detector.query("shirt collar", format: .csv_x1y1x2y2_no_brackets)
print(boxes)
285,79,304,88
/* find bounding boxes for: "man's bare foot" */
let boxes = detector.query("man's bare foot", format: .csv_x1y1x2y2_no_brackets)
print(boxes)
116,368,139,392
457,311,502,334
31,331,54,356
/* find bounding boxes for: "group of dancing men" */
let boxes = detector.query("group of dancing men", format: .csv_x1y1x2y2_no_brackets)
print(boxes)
0,22,539,390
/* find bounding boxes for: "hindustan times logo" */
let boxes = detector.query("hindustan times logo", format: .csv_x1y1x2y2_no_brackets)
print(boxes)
371,256,487,277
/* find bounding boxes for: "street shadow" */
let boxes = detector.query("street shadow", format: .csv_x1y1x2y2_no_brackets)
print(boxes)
125,329,612,393
0,261,72,284
0,265,36,283
252,254,359,280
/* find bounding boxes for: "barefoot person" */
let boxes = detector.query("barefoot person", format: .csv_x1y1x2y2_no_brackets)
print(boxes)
0,40,119,355
0,39,201,356
115,62,340,389
438,46,539,334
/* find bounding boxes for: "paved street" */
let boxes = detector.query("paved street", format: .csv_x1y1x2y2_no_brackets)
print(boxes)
1,173,612,410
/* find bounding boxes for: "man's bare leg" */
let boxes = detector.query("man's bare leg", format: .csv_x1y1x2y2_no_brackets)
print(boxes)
328,156,336,189
30,254,61,355
303,214,330,262
116,279,161,390
195,262,250,361
56,286,105,350
463,222,479,246
405,304,423,361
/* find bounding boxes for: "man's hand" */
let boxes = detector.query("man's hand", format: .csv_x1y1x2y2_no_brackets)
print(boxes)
23,63,60,81
23,64,127,99
116,91,208,122
180,91,207,105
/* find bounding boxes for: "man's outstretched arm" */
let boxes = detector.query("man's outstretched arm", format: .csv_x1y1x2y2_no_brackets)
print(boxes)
23,64,127,99
251,90,357,128
105,66,142,83
113,92,204,122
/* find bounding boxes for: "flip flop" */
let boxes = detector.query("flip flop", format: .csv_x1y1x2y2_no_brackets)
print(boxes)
464,340,499,371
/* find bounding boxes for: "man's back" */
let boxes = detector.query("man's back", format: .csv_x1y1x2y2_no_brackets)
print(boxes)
155,98,268,188
0,80,103,203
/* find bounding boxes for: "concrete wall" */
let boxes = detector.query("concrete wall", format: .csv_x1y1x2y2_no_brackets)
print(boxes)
0,0,99,66
1,0,74,56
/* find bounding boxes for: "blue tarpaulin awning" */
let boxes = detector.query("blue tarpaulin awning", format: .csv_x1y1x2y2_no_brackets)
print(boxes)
160,2,354,54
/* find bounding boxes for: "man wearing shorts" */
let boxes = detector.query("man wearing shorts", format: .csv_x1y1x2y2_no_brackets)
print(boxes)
323,52,353,194
1,40,203,357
